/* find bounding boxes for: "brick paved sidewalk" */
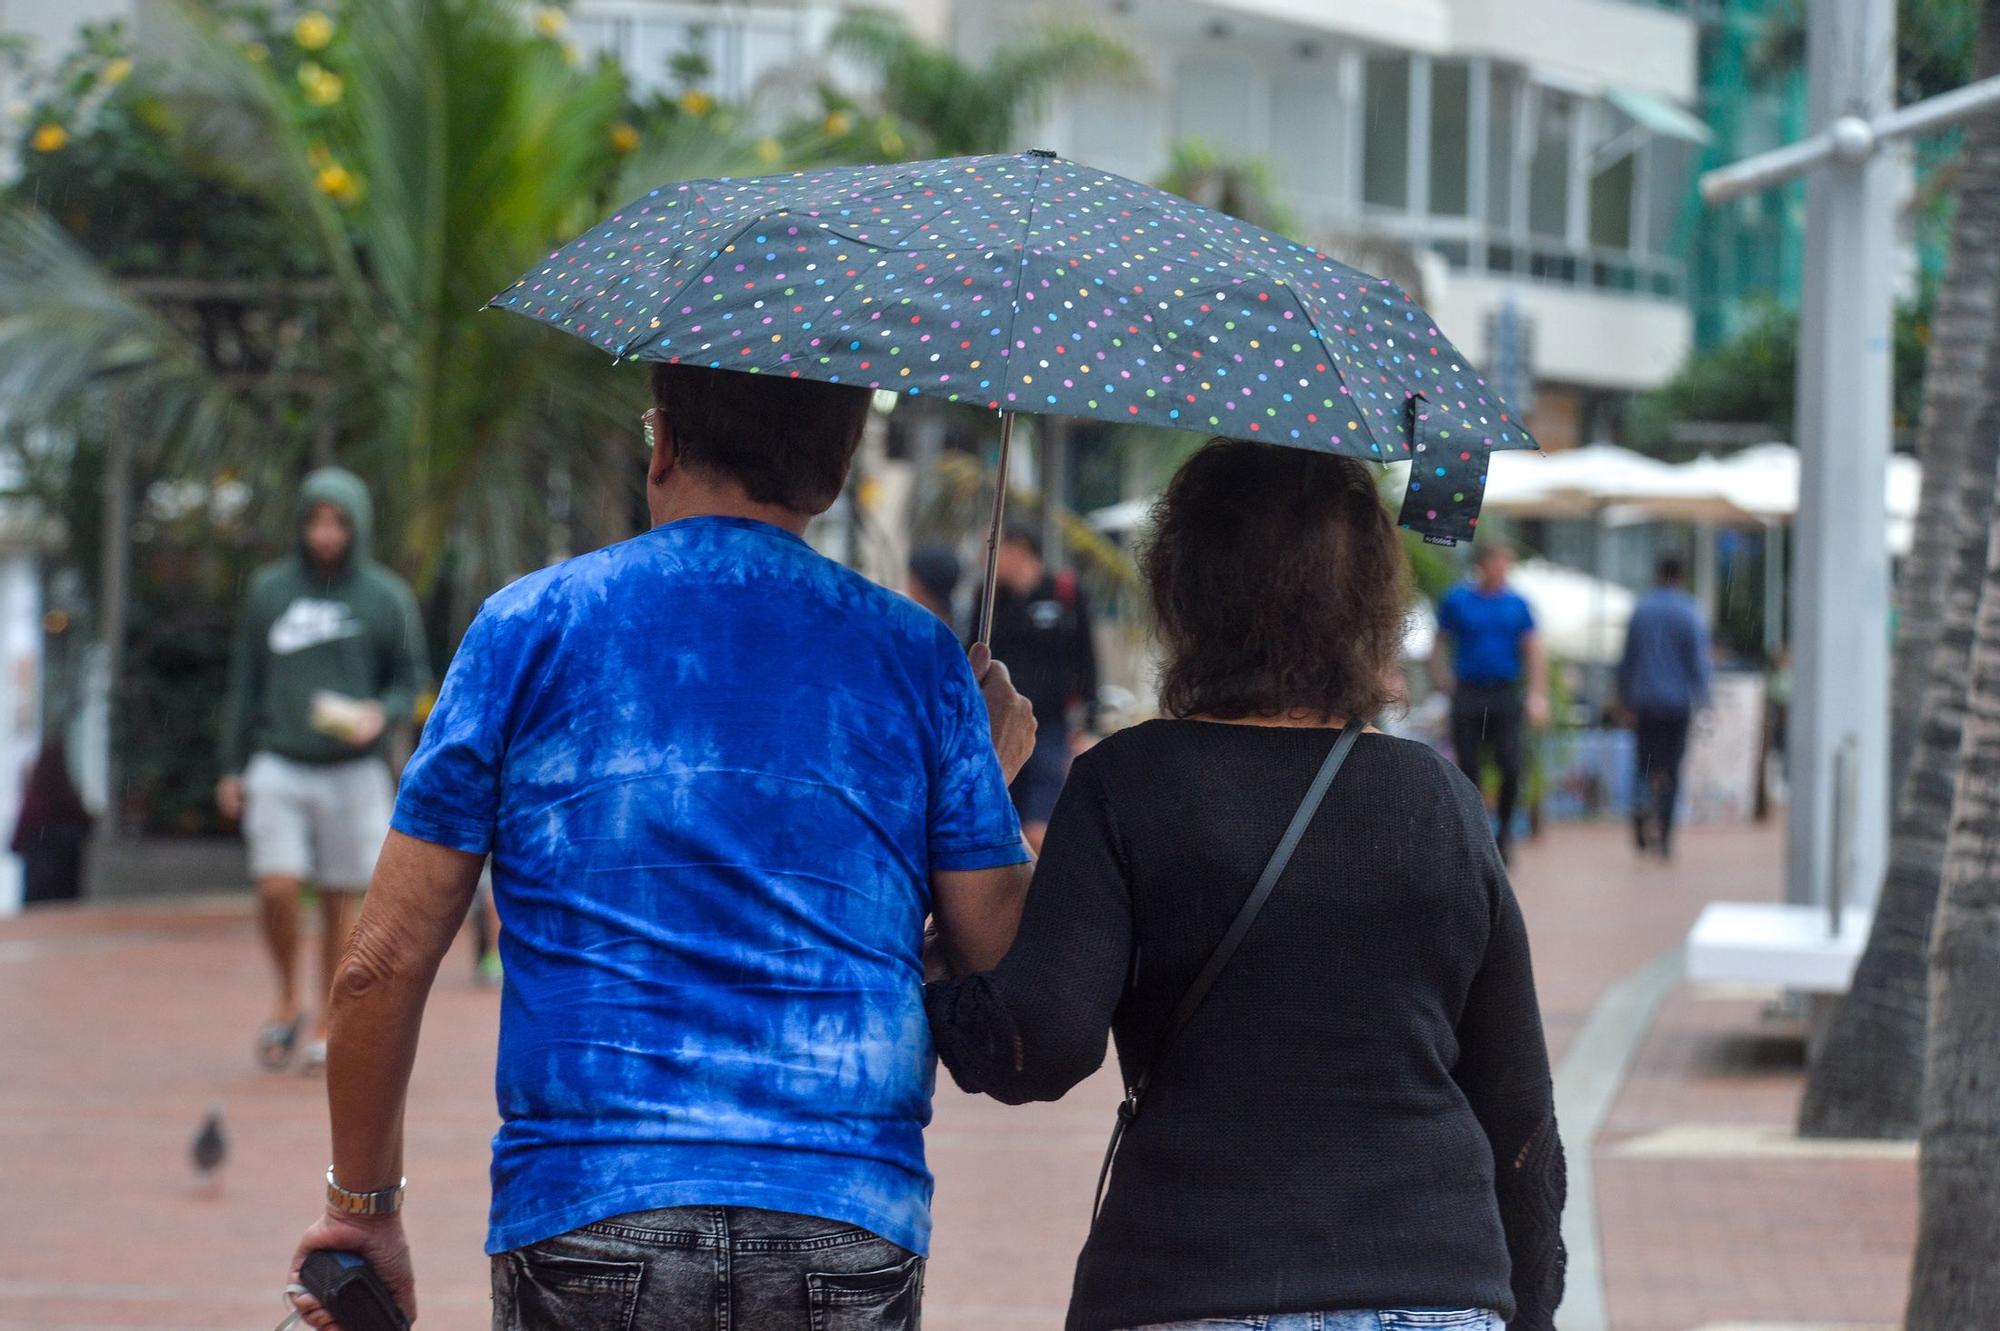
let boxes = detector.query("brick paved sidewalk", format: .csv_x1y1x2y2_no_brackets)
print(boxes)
0,819,1914,1330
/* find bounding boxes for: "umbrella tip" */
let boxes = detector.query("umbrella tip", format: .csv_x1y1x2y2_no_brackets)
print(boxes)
1026,148,1057,159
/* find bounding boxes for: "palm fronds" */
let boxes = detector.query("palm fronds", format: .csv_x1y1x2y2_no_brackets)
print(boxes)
0,208,248,469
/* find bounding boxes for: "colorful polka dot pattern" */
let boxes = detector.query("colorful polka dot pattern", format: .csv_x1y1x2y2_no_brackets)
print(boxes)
1396,406,1491,544
492,150,1534,523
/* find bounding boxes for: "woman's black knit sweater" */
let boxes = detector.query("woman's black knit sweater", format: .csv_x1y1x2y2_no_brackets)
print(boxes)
926,720,1565,1331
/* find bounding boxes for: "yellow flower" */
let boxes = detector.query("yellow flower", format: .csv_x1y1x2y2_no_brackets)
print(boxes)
678,88,714,117
822,109,853,137
101,57,133,85
315,162,364,206
532,6,567,38
294,11,335,52
609,121,641,154
30,123,68,153
755,136,782,165
298,62,343,106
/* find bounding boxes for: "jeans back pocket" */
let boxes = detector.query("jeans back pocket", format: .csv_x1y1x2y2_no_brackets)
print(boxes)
807,1252,924,1331
506,1251,644,1331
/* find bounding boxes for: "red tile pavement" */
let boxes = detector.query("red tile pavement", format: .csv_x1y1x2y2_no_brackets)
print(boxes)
0,818,1915,1330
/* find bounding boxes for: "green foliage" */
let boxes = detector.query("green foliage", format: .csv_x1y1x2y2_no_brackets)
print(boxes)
7,18,311,277
825,8,1133,157
1754,0,1976,104
1156,140,1294,232
1631,294,1934,447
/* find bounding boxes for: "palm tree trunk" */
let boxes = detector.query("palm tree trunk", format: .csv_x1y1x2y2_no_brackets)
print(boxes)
1905,517,2000,1325
1797,0,2000,1139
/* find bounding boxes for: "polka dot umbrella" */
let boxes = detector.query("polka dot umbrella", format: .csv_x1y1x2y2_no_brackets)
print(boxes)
492,150,1537,642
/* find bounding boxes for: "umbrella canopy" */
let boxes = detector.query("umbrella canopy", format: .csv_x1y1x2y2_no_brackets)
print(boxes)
494,151,1537,634
494,152,1534,466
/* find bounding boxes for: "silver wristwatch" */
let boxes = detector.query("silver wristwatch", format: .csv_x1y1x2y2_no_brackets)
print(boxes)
325,1167,406,1217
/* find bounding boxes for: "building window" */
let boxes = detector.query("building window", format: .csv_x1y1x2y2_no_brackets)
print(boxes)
1590,155,1636,251
1429,60,1471,217
1487,65,1521,232
1362,53,1410,210
1174,55,1260,158
1270,68,1344,215
1529,89,1574,240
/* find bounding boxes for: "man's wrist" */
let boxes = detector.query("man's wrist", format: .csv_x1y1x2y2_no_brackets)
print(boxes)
326,1166,406,1217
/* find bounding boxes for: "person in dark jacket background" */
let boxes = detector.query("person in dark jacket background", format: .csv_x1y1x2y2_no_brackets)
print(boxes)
216,467,428,1073
973,524,1099,851
12,734,93,906
1617,554,1713,859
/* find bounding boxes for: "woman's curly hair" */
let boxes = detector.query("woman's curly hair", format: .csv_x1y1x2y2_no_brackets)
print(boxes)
1142,438,1411,722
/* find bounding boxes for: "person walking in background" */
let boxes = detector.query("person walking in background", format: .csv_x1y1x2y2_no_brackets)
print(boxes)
215,468,427,1074
285,364,1037,1331
12,733,93,906
906,542,964,630
975,524,1100,852
1431,542,1548,862
1618,555,1712,860
929,440,1564,1331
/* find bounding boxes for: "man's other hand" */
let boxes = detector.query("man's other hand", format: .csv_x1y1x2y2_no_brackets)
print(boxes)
216,776,244,822
1526,692,1551,730
346,701,387,749
969,643,1037,783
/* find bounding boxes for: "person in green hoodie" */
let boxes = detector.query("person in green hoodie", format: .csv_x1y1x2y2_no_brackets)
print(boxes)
216,468,428,1073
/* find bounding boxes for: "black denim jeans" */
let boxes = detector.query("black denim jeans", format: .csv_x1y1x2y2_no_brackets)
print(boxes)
491,1206,923,1331
1450,682,1525,848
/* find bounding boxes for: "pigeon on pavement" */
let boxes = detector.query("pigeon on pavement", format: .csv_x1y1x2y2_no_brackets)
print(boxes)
191,1103,227,1194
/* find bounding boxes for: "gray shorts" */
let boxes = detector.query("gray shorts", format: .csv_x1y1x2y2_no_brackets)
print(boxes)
242,752,393,890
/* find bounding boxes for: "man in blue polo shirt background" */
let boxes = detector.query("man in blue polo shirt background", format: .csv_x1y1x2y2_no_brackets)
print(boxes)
286,364,1038,1331
1432,541,1548,863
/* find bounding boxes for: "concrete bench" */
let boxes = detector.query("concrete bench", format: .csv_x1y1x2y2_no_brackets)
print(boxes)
1685,901,1871,994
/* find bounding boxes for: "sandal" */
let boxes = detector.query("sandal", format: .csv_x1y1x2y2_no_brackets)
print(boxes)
255,1014,305,1071
298,1038,328,1075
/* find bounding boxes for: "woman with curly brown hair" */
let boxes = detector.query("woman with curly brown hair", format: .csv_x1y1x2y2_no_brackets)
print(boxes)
926,439,1565,1331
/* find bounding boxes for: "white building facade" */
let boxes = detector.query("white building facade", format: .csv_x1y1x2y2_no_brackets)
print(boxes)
991,0,1706,445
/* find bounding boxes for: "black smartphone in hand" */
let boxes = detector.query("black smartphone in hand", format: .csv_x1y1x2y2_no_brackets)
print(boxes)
297,1250,410,1331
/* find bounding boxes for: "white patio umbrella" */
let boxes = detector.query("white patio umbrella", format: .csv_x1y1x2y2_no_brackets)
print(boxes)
1511,558,1638,666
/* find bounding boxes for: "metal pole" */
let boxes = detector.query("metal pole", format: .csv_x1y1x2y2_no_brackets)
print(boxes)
1693,521,1719,623
1787,0,1894,909
95,404,133,844
1041,417,1068,574
1762,519,1785,660
976,411,1018,648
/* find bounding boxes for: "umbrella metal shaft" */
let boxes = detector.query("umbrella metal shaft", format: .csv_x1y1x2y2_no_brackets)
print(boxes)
976,412,1018,648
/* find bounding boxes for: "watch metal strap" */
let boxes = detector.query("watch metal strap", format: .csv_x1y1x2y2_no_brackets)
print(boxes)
325,1167,406,1217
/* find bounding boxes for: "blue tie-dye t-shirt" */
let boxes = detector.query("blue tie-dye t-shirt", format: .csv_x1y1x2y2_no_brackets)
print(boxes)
391,516,1029,1257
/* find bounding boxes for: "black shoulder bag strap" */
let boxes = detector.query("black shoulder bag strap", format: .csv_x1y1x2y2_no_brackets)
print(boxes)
1090,720,1368,1225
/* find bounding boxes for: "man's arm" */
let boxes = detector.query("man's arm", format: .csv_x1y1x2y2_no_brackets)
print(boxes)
932,862,1033,976
1429,592,1457,696
1428,629,1455,696
1523,630,1550,728
286,832,483,1329
932,646,1038,974
324,832,482,1188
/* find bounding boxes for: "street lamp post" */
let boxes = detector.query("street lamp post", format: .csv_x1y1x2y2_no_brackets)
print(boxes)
1700,1,2000,912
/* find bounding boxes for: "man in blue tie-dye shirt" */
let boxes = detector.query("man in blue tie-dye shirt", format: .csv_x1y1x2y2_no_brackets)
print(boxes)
287,365,1038,1331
